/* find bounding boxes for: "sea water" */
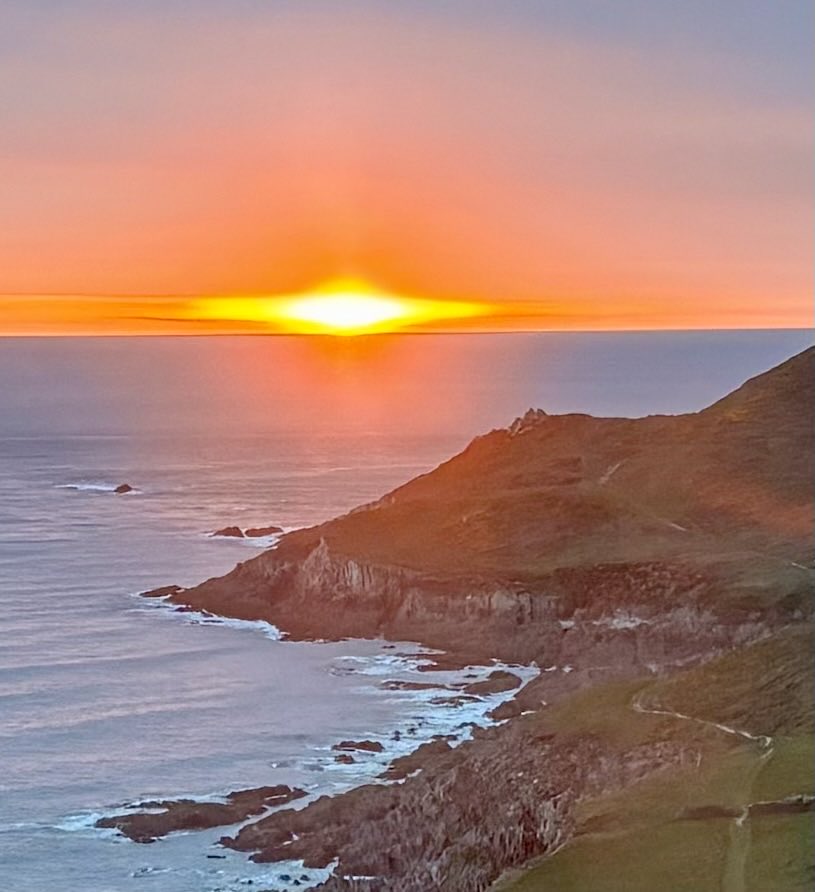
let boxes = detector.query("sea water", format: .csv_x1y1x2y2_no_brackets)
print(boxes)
0,330,810,890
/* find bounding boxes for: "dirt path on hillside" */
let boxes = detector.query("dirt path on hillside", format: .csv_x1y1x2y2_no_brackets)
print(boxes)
631,691,774,892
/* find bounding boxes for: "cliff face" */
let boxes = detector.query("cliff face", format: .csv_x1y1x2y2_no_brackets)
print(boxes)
166,348,813,891
178,538,786,669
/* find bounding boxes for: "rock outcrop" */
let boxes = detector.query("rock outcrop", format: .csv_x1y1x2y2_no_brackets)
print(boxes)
211,524,283,539
140,584,183,598
96,785,305,843
332,740,384,754
211,526,245,538
245,525,283,538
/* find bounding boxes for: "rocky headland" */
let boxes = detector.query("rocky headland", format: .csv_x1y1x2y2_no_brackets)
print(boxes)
161,349,813,890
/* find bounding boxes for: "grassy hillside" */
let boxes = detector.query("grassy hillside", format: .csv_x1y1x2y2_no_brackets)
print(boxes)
497,627,815,892
275,348,813,586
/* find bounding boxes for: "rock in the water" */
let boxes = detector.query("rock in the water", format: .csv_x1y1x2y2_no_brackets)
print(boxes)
211,526,245,538
429,694,480,707
140,584,183,598
114,483,134,494
334,754,356,764
380,680,451,692
332,739,384,754
244,525,283,538
95,785,306,843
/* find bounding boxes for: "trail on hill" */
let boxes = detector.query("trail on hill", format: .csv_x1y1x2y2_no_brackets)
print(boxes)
630,691,774,892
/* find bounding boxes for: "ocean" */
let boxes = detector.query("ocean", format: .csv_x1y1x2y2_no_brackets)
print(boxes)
0,330,810,891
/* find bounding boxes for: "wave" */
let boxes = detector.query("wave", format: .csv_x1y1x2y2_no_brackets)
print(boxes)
328,652,435,676
55,482,141,494
55,595,537,889
132,594,283,641
49,805,335,891
52,798,335,890
203,525,300,548
53,811,124,839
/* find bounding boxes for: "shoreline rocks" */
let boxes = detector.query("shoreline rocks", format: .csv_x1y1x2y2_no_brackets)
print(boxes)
211,526,245,538
210,524,283,539
463,670,522,696
95,785,306,843
332,740,384,754
245,525,283,538
140,584,183,598
380,680,452,692
380,739,454,781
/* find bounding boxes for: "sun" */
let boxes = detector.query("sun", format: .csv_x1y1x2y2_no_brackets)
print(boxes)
189,278,491,335
277,280,418,334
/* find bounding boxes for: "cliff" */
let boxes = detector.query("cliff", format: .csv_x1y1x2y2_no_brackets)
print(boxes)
175,348,814,659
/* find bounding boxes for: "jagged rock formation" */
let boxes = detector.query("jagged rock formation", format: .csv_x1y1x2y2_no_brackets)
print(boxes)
95,785,305,843
211,526,245,538
210,524,283,539
245,525,283,538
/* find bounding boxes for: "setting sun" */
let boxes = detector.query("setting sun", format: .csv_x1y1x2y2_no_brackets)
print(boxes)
280,294,410,333
188,279,491,336
277,279,422,334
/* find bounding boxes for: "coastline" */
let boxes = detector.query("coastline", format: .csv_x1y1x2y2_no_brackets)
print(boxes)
143,349,814,889
6,344,809,891
162,548,804,889
55,589,541,889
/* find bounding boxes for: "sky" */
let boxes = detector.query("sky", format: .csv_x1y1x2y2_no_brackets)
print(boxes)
0,0,812,334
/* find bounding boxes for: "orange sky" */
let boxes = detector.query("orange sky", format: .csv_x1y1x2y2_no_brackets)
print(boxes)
0,291,806,337
0,3,811,335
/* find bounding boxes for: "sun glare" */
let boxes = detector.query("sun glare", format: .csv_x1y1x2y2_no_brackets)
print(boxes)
190,279,490,335
278,282,415,334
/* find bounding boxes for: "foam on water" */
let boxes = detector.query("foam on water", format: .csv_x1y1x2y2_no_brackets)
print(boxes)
53,606,538,888
203,526,302,549
131,595,284,641
55,482,141,494
7,332,802,890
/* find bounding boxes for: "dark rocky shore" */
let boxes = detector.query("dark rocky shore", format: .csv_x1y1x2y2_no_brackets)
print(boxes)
157,349,813,890
96,785,305,843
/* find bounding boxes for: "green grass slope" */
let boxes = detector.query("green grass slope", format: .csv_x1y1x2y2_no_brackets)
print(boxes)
497,627,815,892
275,348,813,586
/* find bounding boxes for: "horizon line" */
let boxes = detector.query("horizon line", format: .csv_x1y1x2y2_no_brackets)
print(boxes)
0,326,812,339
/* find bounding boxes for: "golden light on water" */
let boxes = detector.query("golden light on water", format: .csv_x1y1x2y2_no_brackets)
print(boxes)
190,278,491,335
